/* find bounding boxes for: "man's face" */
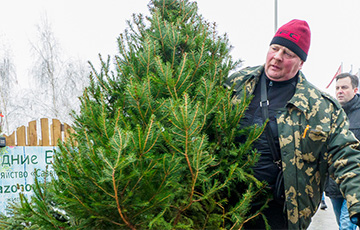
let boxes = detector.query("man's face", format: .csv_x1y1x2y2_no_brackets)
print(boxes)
335,77,358,105
265,44,304,81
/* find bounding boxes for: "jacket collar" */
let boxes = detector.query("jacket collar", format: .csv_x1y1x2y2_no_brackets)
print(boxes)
248,66,311,113
342,94,360,114
287,72,312,113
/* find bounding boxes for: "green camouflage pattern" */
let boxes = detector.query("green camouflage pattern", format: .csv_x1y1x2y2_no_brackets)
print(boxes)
224,65,360,229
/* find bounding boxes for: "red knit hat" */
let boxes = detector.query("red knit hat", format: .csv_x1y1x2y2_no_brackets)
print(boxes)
270,19,311,61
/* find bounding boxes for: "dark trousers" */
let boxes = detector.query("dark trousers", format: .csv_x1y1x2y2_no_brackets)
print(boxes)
243,200,288,230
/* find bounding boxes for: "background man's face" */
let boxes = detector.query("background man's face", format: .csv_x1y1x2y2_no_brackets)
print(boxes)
335,77,358,105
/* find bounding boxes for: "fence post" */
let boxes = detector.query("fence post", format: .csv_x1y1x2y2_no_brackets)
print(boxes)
5,132,15,146
41,118,50,146
51,119,61,146
28,120,37,146
16,126,26,146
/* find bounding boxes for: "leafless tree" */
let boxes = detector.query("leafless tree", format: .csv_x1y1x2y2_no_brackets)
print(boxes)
0,38,18,134
29,15,89,125
30,15,62,118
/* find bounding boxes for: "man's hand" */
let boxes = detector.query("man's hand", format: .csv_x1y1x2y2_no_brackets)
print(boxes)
350,213,360,226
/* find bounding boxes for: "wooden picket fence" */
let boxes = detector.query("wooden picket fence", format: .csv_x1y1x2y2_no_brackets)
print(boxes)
4,118,73,146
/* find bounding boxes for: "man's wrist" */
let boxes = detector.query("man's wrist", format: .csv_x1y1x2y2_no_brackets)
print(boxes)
350,213,360,226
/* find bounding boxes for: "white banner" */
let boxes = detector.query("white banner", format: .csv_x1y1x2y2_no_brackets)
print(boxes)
0,146,57,214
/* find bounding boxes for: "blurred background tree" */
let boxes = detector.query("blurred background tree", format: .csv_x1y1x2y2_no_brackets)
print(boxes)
0,15,89,137
0,39,17,135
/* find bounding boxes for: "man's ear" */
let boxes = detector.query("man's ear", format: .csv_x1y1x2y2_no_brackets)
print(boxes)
298,60,304,70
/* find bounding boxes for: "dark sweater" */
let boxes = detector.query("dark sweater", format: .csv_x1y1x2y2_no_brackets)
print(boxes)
239,72,297,189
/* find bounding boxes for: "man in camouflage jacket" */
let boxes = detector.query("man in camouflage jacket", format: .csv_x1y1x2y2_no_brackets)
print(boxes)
225,64,360,229
224,19,360,229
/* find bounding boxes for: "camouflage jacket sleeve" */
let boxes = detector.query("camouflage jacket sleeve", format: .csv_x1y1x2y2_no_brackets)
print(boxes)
327,103,360,218
279,76,360,228
223,65,263,95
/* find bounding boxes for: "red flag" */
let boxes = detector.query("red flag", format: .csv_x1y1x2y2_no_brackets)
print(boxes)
326,64,342,89
0,112,3,118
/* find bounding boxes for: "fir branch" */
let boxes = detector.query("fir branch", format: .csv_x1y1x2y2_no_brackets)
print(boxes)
112,169,135,230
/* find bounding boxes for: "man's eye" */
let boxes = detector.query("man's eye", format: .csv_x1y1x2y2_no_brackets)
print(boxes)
284,52,294,58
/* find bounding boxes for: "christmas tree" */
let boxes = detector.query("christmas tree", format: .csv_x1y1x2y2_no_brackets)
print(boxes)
0,0,269,229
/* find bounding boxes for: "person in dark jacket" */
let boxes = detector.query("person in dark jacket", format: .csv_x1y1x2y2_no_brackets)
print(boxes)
325,72,360,230
335,73,360,139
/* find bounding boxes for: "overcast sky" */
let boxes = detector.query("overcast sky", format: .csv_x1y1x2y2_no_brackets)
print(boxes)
1,0,360,97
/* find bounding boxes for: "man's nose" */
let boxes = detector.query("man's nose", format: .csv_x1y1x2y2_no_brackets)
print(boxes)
274,50,283,60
